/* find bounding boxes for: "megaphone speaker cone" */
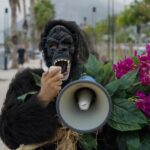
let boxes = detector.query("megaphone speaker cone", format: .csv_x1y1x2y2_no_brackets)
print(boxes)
56,77,112,133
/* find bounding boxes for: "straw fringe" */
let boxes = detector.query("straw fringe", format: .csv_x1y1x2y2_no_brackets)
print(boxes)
56,127,80,150
16,127,80,150
16,141,49,150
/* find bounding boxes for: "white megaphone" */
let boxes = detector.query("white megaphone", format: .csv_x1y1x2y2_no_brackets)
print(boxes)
56,75,112,133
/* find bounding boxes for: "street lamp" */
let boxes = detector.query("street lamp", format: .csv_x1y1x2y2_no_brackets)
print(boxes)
83,17,87,26
4,8,9,70
92,7,97,52
92,7,96,28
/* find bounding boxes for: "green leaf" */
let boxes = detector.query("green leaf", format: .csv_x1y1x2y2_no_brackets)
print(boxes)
119,70,138,89
132,84,150,94
114,90,127,98
112,98,147,124
85,54,102,74
108,98,147,131
101,62,115,85
105,80,121,96
148,119,150,125
108,119,141,131
126,132,140,150
79,134,97,150
132,56,139,65
117,132,140,150
116,133,128,150
85,54,115,84
85,54,103,82
94,69,104,83
105,70,138,96
140,134,150,150
17,91,38,102
31,72,41,87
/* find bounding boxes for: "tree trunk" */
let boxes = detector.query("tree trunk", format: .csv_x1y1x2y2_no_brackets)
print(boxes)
10,0,18,68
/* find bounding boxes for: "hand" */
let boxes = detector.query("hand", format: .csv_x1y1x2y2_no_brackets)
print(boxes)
38,66,64,106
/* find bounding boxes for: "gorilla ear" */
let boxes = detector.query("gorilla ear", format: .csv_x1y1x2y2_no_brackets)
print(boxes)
73,33,79,48
39,36,47,52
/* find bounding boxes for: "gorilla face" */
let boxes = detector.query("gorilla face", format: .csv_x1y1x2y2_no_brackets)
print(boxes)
45,25,75,80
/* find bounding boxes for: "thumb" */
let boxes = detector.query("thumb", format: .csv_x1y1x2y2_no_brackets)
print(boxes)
42,71,48,78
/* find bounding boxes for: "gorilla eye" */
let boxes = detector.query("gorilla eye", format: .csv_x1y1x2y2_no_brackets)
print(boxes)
49,42,58,48
62,38,73,45
62,41,72,48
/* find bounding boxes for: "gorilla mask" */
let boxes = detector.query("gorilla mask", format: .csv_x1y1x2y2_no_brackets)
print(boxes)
45,25,75,80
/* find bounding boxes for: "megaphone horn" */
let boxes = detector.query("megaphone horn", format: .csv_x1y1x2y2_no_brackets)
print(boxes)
56,75,112,133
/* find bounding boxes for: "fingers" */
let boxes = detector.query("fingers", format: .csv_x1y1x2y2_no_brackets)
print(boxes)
52,74,64,82
42,66,62,81
42,71,49,78
47,77,63,86
41,66,63,96
45,72,63,85
53,85,61,95
55,80,63,86
55,86,61,92
41,71,49,82
49,66,62,77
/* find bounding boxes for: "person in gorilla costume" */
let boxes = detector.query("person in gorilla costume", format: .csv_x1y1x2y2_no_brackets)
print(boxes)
0,20,118,150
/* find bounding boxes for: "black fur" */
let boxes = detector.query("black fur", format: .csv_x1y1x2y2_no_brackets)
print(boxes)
0,68,60,149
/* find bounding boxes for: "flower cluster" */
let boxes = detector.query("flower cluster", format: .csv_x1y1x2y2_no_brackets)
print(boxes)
113,44,150,85
136,92,150,117
85,51,150,149
113,57,134,79
113,44,150,118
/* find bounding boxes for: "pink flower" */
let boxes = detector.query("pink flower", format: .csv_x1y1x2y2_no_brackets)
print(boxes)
135,92,150,118
113,57,134,79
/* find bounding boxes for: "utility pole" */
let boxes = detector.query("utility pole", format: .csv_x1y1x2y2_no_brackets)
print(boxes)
4,8,9,70
23,0,28,38
30,0,35,59
107,0,111,60
92,7,97,53
22,0,28,61
111,0,115,63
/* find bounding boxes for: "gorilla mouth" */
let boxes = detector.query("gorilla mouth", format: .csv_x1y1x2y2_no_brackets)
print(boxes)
54,59,71,80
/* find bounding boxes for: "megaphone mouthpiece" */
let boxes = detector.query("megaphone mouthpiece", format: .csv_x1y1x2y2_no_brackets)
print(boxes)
77,88,94,111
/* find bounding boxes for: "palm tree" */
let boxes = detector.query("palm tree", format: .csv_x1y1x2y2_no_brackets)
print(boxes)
9,0,20,68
